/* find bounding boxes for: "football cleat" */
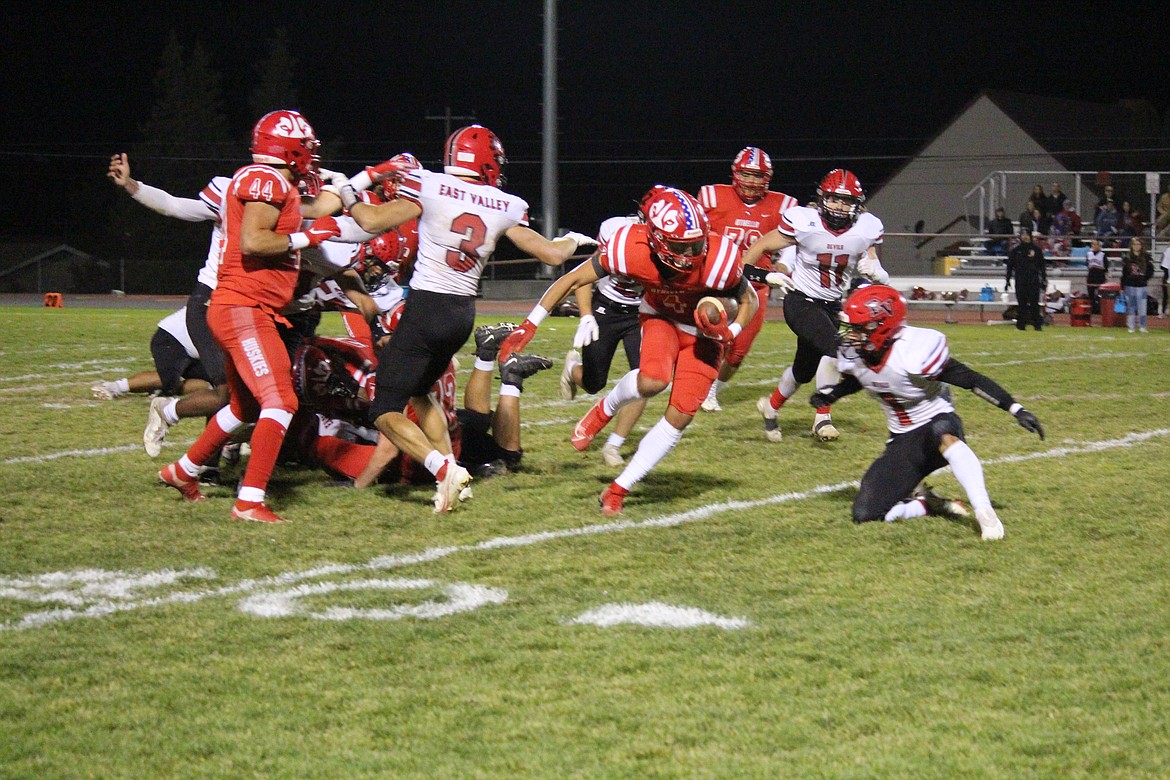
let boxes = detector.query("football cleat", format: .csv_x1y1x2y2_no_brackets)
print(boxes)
571,396,614,451
756,397,783,442
474,322,518,361
700,383,722,412
433,463,473,514
813,413,839,442
975,507,1004,541
559,349,580,401
231,500,287,524
143,396,173,458
915,484,970,518
600,443,625,467
500,352,553,388
91,381,123,400
158,462,206,503
599,484,627,517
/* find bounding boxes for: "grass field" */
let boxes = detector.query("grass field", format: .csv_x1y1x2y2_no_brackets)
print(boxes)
1,305,1169,778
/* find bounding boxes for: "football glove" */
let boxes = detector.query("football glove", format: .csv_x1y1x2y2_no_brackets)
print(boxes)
808,391,836,409
573,314,599,348
694,303,733,343
765,272,797,294
497,319,538,364
1014,408,1044,439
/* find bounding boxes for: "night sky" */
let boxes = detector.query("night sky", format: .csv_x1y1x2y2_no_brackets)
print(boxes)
5,1,1169,247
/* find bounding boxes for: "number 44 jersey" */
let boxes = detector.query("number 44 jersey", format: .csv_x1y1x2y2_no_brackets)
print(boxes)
779,205,884,302
396,169,530,297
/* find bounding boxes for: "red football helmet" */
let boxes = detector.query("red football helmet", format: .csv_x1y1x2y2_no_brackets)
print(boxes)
444,125,506,186
250,110,320,179
840,284,906,364
731,146,773,202
817,169,865,231
642,186,709,272
356,232,405,287
380,152,422,200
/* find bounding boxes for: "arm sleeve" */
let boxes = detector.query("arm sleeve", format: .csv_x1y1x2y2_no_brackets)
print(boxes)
936,357,1016,410
131,182,218,222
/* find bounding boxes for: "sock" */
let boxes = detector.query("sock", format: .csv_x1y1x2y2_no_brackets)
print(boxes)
715,380,729,394
423,450,447,478
815,357,840,391
614,417,684,491
943,440,991,511
884,498,928,522
602,369,641,417
113,378,130,394
769,368,799,410
605,433,625,448
237,408,294,500
815,405,832,416
162,398,180,425
182,405,243,473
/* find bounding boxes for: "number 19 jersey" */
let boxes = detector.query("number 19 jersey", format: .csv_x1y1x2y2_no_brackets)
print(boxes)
396,169,530,297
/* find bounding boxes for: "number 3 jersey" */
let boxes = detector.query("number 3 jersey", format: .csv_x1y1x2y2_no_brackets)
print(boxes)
697,184,795,270
597,223,743,333
778,205,884,302
838,325,954,434
396,169,529,297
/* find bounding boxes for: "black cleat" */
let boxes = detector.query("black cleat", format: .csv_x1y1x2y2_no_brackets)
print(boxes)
474,322,518,361
500,353,553,389
915,484,970,518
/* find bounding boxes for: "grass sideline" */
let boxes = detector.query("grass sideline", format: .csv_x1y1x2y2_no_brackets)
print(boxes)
1,305,1169,778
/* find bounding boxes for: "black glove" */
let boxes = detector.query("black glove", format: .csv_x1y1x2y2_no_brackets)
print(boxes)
1014,408,1044,440
808,391,836,409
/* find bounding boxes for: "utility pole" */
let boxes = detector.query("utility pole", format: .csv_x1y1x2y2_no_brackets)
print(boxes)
539,0,559,278
425,106,477,141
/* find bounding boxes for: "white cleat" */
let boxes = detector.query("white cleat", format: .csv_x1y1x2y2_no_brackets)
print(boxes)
756,397,783,442
560,349,579,401
975,507,1005,541
143,396,172,458
91,381,122,400
813,413,839,442
600,443,625,467
700,384,721,412
433,464,473,514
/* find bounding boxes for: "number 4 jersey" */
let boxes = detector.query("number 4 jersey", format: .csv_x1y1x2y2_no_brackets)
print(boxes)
396,169,530,297
779,205,884,302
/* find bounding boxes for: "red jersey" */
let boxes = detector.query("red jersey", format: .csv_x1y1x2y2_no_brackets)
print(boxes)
697,184,796,269
212,164,303,314
598,223,743,330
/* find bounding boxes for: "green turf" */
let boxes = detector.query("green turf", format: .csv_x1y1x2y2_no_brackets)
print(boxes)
1,306,1168,778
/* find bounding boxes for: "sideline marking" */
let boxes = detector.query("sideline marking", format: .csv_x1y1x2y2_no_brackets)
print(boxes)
1,429,1168,632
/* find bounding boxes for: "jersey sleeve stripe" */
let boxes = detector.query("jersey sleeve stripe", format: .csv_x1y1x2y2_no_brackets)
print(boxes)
922,341,950,376
778,213,797,237
703,239,739,289
698,185,716,210
397,175,423,206
610,224,631,275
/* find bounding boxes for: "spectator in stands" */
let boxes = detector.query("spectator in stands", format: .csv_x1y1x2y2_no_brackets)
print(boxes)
1155,190,1170,238
1120,238,1155,332
1049,205,1071,261
1096,184,1120,218
986,207,1014,256
1046,182,1068,216
1018,199,1036,233
1085,239,1110,314
1117,201,1141,247
1065,202,1083,244
1030,206,1051,249
1095,200,1120,245
1029,184,1048,217
1005,227,1046,331
1160,242,1170,317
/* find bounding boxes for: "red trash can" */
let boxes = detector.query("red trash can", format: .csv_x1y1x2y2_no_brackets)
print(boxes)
1069,298,1091,326
1098,282,1125,327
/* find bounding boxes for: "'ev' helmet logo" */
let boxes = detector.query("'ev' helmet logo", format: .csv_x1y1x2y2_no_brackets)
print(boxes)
648,200,680,232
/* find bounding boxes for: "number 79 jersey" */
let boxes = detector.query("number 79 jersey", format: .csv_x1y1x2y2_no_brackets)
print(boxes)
396,169,530,297
779,205,884,302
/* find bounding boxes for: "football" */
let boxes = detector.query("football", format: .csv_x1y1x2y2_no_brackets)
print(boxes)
696,295,738,323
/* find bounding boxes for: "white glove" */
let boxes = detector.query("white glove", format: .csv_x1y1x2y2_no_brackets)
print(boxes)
857,255,877,279
765,272,796,294
563,231,599,254
573,314,599,348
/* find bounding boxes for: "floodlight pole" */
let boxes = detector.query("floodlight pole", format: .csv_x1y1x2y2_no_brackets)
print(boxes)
542,0,558,241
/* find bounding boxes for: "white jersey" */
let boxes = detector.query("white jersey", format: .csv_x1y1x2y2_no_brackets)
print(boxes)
838,325,953,435
593,216,643,306
778,206,884,302
156,306,199,359
396,169,529,297
194,177,230,289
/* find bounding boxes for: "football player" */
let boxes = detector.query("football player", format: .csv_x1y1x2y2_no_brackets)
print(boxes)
559,199,656,467
499,186,758,516
742,169,891,442
158,110,344,523
91,306,214,401
811,284,1044,540
336,124,596,513
696,147,797,412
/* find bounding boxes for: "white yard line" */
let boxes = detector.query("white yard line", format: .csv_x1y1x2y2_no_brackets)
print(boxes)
2,428,1167,632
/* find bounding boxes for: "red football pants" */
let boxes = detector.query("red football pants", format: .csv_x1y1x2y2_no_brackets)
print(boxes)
639,315,721,417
